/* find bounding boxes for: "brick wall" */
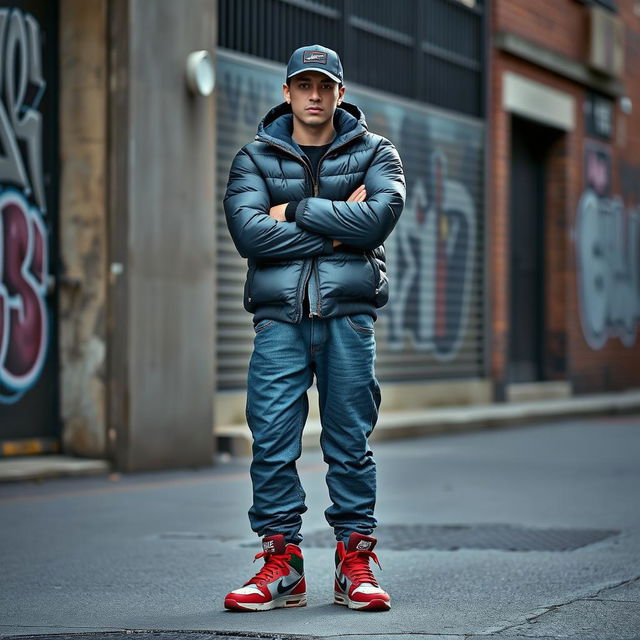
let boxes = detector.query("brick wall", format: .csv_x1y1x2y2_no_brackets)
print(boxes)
490,0,640,394
495,0,588,62
569,1,640,392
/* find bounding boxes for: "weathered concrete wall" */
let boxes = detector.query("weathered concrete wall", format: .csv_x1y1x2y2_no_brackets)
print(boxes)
58,0,108,457
109,0,217,471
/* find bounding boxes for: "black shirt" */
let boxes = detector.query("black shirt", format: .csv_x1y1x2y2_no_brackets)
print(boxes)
284,141,333,222
300,142,332,179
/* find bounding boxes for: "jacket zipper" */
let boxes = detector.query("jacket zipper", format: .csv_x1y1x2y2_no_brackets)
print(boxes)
256,136,316,321
255,131,367,319
306,132,367,317
366,253,381,295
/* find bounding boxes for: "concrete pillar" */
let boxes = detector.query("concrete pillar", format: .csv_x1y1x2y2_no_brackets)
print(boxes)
108,0,217,471
59,0,109,457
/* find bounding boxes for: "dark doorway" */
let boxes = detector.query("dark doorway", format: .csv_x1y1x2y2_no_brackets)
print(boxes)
508,116,560,383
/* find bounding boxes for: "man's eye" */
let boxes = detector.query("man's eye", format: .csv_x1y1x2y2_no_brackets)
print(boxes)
299,83,309,89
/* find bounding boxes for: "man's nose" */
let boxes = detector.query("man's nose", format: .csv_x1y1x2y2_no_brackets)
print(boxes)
309,87,320,101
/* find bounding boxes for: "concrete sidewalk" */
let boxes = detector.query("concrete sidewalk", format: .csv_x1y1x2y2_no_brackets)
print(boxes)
0,414,639,639
217,389,640,455
2,389,640,482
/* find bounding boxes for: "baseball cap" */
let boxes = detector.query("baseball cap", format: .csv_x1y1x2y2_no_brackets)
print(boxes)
286,44,344,84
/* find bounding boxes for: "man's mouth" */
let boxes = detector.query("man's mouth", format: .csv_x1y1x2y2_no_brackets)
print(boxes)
306,107,323,113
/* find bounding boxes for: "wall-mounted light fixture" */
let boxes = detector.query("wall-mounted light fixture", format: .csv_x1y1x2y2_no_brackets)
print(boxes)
620,96,632,115
186,50,215,97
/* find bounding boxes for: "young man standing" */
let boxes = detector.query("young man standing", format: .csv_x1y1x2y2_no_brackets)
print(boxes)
223,44,405,612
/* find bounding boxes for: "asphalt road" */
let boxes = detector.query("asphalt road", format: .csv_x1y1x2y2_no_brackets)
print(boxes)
1,415,639,640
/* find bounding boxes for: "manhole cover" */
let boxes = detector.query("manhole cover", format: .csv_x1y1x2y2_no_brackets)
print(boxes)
300,523,620,551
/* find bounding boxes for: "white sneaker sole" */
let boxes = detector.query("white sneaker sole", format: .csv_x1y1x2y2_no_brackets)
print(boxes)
224,592,307,611
334,590,391,611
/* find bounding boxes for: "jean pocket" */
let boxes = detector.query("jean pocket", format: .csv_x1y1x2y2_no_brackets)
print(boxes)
253,319,274,333
346,314,375,334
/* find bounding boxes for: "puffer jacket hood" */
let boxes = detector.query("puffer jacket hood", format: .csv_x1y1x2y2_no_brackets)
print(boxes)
256,101,368,158
224,98,405,325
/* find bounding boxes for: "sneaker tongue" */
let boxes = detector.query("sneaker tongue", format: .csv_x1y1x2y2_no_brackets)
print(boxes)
346,532,377,553
262,534,287,555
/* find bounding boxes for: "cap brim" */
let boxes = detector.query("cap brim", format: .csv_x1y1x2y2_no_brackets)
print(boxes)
287,68,342,84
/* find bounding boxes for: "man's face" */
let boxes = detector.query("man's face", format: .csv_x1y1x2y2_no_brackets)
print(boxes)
283,71,346,129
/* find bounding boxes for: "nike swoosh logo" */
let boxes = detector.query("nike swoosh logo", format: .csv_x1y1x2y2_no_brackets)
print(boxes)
277,575,303,594
336,573,347,592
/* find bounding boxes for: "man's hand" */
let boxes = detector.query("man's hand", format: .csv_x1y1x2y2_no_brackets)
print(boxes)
269,185,366,224
333,185,367,246
347,184,367,202
269,203,288,222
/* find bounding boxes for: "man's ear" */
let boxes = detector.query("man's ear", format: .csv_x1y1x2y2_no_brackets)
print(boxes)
337,85,346,105
283,83,291,104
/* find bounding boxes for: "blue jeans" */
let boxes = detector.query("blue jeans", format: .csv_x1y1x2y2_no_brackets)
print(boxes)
246,314,381,545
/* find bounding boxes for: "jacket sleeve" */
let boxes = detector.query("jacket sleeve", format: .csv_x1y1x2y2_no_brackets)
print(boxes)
293,139,406,250
223,149,334,260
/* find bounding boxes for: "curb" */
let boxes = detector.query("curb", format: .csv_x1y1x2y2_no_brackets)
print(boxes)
215,390,640,456
3,391,638,481
0,456,110,483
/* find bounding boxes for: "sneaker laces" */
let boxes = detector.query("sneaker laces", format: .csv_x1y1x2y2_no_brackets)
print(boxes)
339,549,382,587
246,551,291,585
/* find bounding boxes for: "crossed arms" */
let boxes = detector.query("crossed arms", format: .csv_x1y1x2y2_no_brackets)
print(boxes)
223,139,405,260
268,184,368,248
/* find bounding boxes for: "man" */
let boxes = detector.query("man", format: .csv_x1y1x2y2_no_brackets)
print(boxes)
223,44,405,612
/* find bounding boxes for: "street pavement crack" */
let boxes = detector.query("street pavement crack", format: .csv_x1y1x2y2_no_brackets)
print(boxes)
590,574,640,598
465,636,559,640
322,634,466,638
478,574,640,636
583,598,640,604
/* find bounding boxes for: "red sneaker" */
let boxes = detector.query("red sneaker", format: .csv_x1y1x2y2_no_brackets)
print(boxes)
224,534,306,611
334,532,391,611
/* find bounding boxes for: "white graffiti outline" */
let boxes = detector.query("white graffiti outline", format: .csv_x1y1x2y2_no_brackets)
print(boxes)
575,189,640,349
0,8,46,211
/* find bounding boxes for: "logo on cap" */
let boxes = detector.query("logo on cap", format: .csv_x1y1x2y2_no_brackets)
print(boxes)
303,50,327,65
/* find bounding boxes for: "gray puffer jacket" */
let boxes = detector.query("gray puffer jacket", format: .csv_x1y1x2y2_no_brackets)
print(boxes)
223,100,405,324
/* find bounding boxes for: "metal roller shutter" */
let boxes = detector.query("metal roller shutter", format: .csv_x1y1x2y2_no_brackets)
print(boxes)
216,49,485,389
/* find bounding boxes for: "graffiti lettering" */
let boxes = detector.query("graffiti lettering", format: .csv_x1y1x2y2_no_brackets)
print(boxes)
0,9,46,212
575,190,640,349
0,8,48,404
0,191,48,399
384,151,476,360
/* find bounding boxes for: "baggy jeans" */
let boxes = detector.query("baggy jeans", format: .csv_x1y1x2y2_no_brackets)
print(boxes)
246,313,381,545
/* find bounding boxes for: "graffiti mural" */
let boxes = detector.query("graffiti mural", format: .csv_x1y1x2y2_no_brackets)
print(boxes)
384,149,476,359
216,51,484,387
575,142,640,349
0,8,49,404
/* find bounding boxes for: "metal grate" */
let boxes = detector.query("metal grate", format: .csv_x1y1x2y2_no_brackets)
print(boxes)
301,523,620,551
218,0,486,117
